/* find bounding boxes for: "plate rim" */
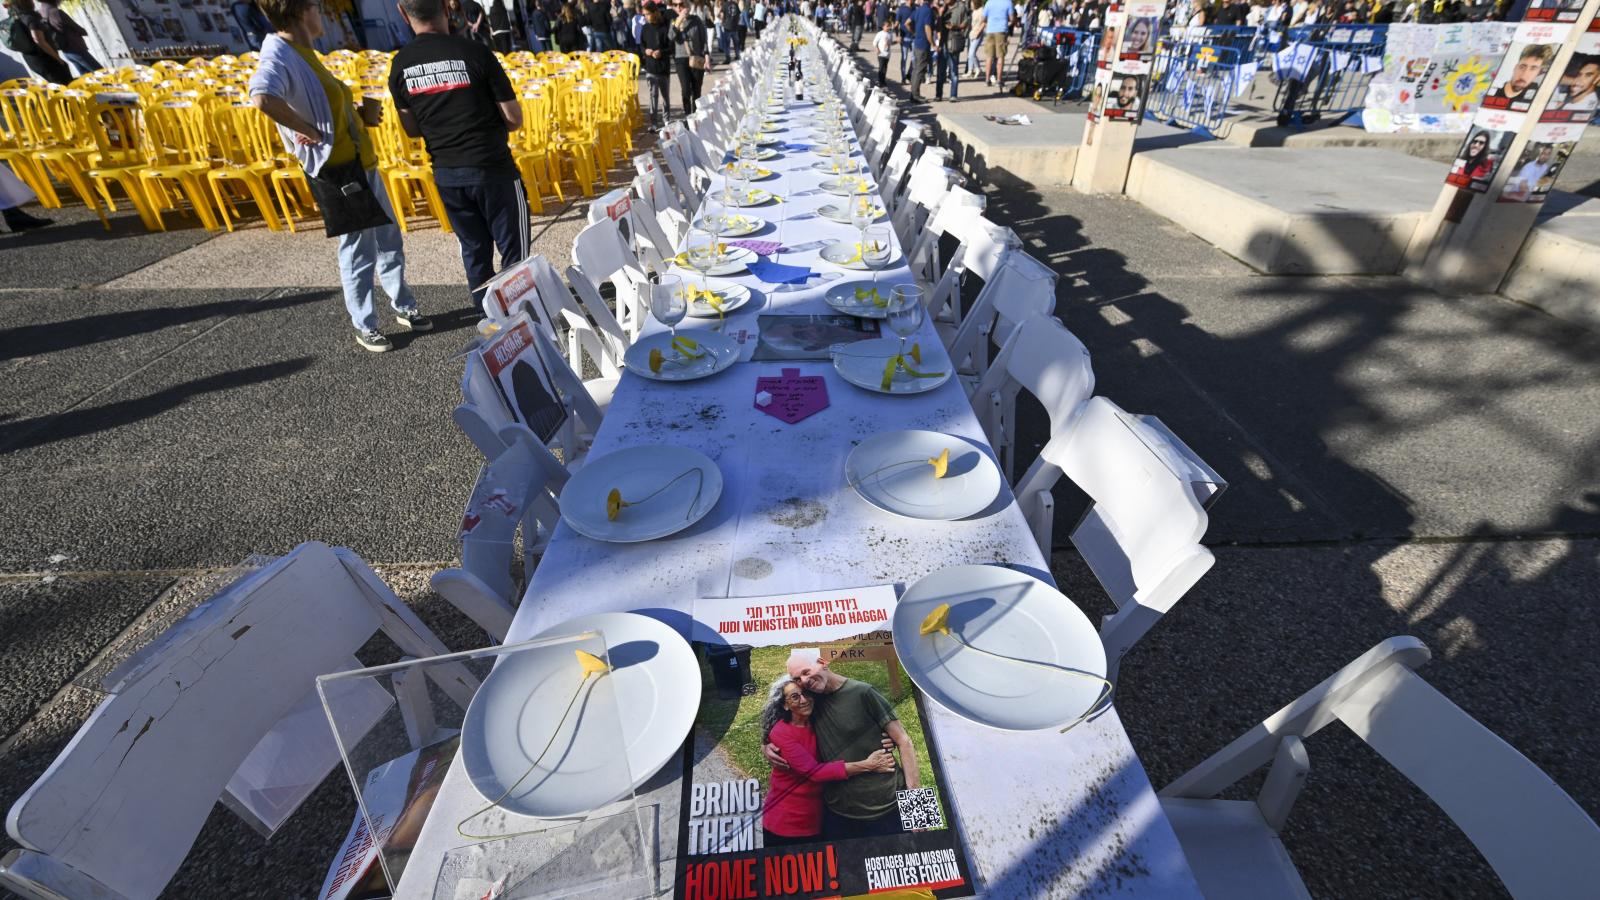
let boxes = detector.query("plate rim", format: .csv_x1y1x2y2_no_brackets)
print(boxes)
686,283,753,318
892,563,1108,732
622,329,740,382
831,337,952,394
845,429,1002,520
526,612,702,798
558,443,725,542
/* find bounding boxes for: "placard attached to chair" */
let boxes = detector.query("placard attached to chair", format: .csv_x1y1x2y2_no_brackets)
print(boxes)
483,259,542,321
479,312,567,444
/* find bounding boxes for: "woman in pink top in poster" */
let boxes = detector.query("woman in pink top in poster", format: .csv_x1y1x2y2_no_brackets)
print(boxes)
759,677,896,847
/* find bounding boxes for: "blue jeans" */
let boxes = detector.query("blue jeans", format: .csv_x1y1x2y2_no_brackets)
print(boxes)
900,38,913,80
936,47,958,98
966,33,981,73
335,168,416,332
62,50,102,76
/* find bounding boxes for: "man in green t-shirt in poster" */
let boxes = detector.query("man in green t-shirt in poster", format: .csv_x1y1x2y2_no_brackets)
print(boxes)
763,648,922,839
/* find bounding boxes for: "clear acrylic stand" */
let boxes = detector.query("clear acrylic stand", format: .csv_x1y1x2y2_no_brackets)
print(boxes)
318,632,654,900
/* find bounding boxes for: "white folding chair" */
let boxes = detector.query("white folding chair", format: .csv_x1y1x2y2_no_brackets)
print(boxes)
0,543,474,900
660,128,711,209
1014,396,1216,678
905,185,986,286
943,243,1057,386
968,311,1093,478
482,252,623,380
891,157,963,248
569,215,651,341
633,151,684,218
1160,636,1600,900
430,430,569,642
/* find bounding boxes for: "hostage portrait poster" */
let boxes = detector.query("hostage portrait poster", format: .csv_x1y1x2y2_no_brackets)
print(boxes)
673,585,973,900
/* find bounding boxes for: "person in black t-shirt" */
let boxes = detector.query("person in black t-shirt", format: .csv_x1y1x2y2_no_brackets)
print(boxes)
392,0,530,313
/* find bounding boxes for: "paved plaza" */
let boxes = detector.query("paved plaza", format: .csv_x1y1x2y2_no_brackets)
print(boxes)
3,58,1599,900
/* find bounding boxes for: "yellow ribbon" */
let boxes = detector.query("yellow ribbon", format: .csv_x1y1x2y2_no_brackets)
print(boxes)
854,286,886,308
879,347,944,390
672,335,706,358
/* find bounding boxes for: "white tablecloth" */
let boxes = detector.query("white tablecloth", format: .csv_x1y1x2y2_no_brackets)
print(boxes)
394,77,1202,900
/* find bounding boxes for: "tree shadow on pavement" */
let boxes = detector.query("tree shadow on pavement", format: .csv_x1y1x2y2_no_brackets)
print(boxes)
0,357,316,456
0,291,325,362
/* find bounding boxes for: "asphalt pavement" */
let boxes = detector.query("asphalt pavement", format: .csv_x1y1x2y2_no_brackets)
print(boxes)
1,69,1598,900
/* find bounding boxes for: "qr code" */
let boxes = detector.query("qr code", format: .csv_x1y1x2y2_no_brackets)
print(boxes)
896,787,943,832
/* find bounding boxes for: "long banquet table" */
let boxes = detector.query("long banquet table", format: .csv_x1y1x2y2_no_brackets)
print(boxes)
395,48,1203,899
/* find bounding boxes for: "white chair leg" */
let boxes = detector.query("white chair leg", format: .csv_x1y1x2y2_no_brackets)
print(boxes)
1257,736,1310,832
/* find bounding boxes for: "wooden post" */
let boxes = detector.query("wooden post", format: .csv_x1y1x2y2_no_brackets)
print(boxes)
1404,2,1600,292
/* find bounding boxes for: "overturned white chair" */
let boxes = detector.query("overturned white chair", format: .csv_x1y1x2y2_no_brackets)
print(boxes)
0,543,474,900
1160,636,1600,899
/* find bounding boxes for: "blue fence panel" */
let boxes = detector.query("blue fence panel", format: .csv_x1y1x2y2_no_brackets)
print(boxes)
1144,41,1248,134
1273,24,1388,126
1029,28,1100,101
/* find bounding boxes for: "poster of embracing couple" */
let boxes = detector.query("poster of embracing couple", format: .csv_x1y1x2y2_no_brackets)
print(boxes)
674,585,973,900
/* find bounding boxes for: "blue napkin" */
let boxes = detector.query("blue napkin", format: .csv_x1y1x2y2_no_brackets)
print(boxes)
780,142,811,152
747,256,813,285
723,151,736,164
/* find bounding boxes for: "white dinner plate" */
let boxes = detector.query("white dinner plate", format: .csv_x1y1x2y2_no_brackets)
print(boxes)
820,239,896,270
811,160,864,175
824,280,893,318
670,244,756,276
724,187,777,208
893,565,1108,731
734,147,780,161
817,201,885,225
685,282,752,318
831,337,951,395
846,430,1002,520
727,163,778,181
461,633,638,818
622,329,740,382
694,212,764,237
558,444,723,542
820,176,874,197
525,612,701,801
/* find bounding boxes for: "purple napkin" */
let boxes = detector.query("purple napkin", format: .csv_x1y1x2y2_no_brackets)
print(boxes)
747,256,813,285
727,239,783,256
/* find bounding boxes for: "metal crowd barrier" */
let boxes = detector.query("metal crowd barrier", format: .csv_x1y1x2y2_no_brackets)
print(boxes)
1272,23,1388,127
1027,28,1100,102
1144,40,1248,134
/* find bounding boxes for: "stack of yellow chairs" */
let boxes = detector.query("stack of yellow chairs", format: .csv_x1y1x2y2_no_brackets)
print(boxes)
1,44,637,233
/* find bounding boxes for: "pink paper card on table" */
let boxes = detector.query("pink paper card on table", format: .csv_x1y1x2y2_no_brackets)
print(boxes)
726,239,784,256
754,367,828,424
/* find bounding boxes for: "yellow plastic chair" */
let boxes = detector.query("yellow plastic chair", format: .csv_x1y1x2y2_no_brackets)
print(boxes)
0,88,55,206
512,91,560,211
28,89,109,226
140,100,222,231
372,97,452,233
207,101,286,231
83,93,163,231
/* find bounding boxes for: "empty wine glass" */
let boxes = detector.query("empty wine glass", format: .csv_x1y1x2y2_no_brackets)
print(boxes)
886,284,925,385
861,224,891,292
650,273,687,354
850,195,876,249
683,231,720,297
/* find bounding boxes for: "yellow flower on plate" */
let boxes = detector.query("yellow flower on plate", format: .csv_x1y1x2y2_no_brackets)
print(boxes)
927,447,949,478
919,602,952,636
648,348,665,373
575,649,611,675
606,487,630,520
